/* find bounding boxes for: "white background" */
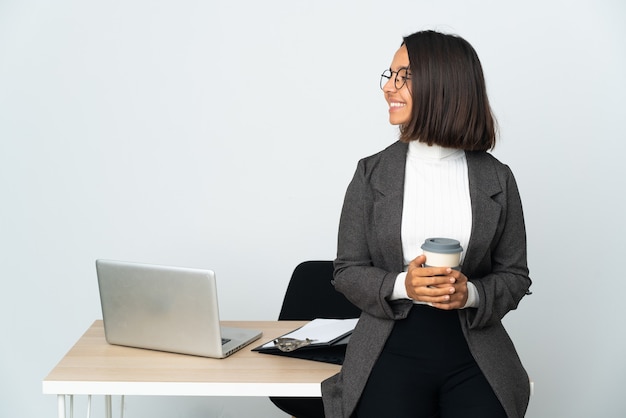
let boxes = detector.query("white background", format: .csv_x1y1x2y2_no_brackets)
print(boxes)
1,1,625,417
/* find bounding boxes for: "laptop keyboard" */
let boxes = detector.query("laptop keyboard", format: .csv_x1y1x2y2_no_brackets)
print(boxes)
221,338,231,345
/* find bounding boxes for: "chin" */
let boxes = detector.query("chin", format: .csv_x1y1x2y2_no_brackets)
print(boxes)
389,116,409,126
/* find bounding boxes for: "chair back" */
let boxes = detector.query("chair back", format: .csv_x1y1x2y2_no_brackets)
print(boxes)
278,260,360,320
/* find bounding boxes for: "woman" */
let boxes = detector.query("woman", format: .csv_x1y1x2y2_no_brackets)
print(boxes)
321,30,532,418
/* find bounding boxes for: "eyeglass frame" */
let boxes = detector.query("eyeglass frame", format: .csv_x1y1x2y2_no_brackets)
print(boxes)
380,67,412,90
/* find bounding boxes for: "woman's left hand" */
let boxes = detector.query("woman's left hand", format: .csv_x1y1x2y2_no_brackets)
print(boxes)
431,268,469,310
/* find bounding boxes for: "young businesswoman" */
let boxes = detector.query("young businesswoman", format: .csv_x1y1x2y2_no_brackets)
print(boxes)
321,30,532,417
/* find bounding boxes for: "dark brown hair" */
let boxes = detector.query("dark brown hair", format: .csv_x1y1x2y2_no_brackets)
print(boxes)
400,30,496,151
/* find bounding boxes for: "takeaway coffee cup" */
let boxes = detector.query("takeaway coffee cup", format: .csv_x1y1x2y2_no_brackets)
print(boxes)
421,238,463,268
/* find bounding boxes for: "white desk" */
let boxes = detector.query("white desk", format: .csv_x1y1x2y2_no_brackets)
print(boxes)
43,320,340,417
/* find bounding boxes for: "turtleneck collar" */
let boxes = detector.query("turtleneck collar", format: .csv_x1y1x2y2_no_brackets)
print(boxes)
407,140,464,161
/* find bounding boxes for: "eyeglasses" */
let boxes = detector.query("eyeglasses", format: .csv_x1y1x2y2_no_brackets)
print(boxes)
380,67,411,90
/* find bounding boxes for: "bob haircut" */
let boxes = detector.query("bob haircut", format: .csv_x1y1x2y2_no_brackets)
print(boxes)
400,30,497,151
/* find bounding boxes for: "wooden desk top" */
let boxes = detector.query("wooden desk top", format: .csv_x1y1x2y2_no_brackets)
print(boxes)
43,320,341,397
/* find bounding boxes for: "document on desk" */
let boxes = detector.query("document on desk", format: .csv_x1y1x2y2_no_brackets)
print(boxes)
253,318,358,365
258,318,359,349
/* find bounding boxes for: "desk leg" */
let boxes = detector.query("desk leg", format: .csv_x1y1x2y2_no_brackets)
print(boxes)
57,395,65,418
105,395,112,418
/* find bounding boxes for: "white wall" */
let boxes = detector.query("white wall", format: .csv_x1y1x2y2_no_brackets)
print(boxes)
1,1,625,417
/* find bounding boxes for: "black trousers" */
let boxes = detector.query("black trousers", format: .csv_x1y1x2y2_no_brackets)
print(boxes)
355,305,507,418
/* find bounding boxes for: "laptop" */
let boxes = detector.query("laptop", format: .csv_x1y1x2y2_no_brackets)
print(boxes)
96,259,262,358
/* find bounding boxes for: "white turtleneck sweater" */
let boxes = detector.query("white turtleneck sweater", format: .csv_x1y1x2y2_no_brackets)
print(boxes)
391,140,479,308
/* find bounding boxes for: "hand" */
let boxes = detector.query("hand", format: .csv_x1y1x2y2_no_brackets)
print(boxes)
405,255,469,310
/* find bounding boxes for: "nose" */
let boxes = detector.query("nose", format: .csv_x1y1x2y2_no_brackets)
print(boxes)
382,76,396,93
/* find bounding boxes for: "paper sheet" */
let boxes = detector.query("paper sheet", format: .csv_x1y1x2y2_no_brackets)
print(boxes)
260,318,358,348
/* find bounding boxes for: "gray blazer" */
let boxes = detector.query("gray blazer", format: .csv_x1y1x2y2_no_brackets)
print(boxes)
322,141,532,418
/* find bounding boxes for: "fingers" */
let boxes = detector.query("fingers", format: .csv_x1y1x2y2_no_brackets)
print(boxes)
409,255,451,276
408,255,426,269
407,269,470,309
405,277,455,303
407,268,455,287
422,290,456,305
405,259,470,309
432,274,469,310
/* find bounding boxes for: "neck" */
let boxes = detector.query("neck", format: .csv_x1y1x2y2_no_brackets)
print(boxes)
407,140,463,160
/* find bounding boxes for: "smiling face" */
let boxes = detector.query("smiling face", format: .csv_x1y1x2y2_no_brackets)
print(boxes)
382,45,413,126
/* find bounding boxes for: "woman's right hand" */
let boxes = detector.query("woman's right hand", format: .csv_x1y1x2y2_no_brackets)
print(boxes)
405,255,457,304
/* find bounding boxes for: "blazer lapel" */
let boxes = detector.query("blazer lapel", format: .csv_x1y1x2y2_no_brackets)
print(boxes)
372,141,407,272
463,152,503,274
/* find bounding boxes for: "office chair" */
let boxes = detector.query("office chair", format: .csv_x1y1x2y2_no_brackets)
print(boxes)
270,261,360,418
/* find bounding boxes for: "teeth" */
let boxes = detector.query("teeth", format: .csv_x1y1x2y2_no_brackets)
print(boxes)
390,102,405,108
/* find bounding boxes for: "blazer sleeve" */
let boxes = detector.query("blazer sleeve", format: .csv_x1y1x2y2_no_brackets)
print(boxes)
333,159,413,320
466,164,532,329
